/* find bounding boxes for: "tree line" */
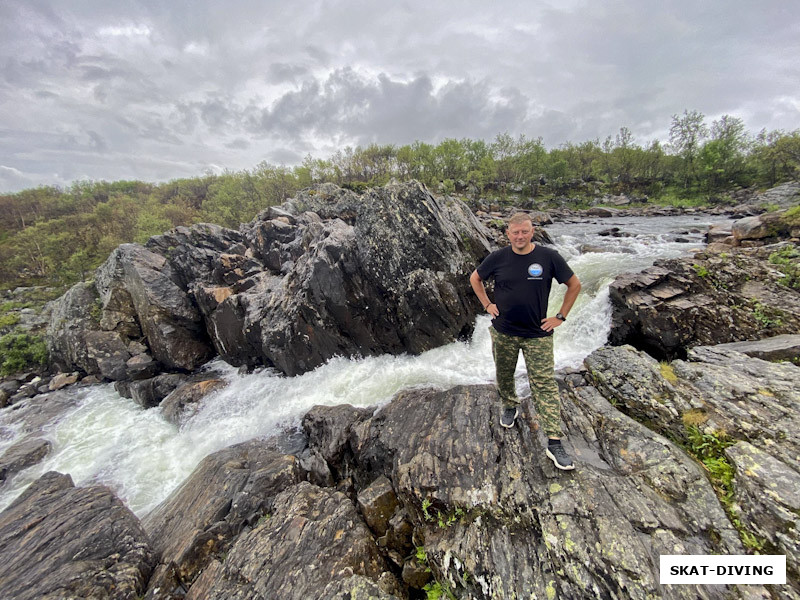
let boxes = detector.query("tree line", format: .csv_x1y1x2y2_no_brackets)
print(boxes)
1,110,799,290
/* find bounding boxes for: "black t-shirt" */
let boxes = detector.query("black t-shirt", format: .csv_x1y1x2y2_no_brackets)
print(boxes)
476,244,574,338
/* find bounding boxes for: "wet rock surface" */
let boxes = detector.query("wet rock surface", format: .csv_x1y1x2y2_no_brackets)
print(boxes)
0,471,156,600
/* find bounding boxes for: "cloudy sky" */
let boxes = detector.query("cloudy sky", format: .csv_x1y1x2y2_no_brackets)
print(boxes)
1,0,798,192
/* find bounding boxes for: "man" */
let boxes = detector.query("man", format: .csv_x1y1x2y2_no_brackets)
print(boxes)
469,213,581,471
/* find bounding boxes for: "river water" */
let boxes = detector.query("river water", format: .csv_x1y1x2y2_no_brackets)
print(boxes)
0,213,733,517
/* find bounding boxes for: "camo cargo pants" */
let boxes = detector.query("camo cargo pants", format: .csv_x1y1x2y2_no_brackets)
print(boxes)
489,327,563,438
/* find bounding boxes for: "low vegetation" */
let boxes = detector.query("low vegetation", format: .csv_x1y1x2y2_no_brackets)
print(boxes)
1,113,798,295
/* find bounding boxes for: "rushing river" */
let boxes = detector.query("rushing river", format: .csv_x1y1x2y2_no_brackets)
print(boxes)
0,213,734,517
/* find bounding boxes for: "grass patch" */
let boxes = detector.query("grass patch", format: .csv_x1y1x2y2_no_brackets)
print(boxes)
768,245,800,289
684,426,769,552
681,409,708,428
659,362,679,384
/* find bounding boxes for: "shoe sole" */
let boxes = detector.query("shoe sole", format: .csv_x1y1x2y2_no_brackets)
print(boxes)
546,448,576,471
500,408,518,428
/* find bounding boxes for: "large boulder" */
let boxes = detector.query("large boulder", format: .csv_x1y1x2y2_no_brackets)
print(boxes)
201,181,492,375
585,343,800,588
95,244,214,371
306,384,761,599
142,439,308,597
46,182,492,378
608,243,800,359
0,471,156,600
46,281,102,375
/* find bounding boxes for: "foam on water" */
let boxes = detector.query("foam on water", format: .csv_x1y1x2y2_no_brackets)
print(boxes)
0,213,733,516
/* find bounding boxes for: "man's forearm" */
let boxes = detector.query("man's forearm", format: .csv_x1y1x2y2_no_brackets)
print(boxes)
558,275,582,317
469,271,492,308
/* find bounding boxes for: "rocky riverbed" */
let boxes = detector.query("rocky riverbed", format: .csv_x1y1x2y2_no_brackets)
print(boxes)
0,181,798,599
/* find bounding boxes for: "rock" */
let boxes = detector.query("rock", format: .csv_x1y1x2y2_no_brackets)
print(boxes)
314,383,756,599
608,245,800,358
708,334,800,363
402,559,432,589
46,281,102,375
207,181,493,375
302,404,375,469
706,223,733,244
584,343,800,589
126,352,160,380
598,227,631,237
127,373,189,408
141,439,306,595
0,471,156,600
160,377,227,425
585,207,617,217
188,481,396,599
0,436,51,484
356,475,400,538
755,181,800,209
84,329,131,380
48,371,78,390
145,223,248,287
726,442,800,575
95,244,214,371
46,182,492,378
0,390,79,433
732,212,792,244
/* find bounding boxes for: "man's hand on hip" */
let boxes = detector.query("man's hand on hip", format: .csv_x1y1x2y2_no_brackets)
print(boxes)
540,317,563,332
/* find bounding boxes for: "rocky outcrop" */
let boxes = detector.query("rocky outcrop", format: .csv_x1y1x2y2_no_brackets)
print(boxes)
188,481,400,599
0,471,156,600
3,341,797,597
127,378,783,599
585,343,800,588
142,439,309,597
47,181,492,378
609,242,800,358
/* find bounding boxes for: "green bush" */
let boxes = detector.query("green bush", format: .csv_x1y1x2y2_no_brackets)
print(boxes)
0,333,48,376
769,245,800,289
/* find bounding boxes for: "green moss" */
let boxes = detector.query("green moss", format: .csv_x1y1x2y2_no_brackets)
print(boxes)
0,313,21,328
692,264,709,278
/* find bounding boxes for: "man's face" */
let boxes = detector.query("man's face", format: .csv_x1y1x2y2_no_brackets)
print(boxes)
507,222,534,251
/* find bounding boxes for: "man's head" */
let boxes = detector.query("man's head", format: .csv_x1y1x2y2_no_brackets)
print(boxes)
506,213,534,253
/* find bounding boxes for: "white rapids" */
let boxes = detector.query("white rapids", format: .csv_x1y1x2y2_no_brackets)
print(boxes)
0,213,733,517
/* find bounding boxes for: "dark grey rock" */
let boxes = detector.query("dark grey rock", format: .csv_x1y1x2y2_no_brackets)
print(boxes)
160,377,227,425
188,481,396,600
142,439,306,596
84,329,131,380
95,243,213,371
0,471,156,600
608,245,800,359
128,373,189,408
0,436,51,483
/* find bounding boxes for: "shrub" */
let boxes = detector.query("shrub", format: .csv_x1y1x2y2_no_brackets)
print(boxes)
0,333,48,376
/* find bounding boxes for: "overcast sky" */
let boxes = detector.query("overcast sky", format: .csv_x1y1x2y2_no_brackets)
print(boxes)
1,0,798,193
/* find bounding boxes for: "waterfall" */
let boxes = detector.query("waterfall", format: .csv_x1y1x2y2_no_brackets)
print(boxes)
0,213,733,516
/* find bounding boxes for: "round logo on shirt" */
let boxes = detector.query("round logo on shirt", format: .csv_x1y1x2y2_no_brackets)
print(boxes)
528,263,543,277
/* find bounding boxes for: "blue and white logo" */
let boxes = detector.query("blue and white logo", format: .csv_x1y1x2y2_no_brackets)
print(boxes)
528,263,543,277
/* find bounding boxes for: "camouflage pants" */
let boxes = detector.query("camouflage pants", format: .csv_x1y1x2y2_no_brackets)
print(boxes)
490,327,563,438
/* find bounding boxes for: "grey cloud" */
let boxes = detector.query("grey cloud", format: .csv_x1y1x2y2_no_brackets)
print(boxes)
266,63,309,84
253,69,532,146
1,0,798,192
